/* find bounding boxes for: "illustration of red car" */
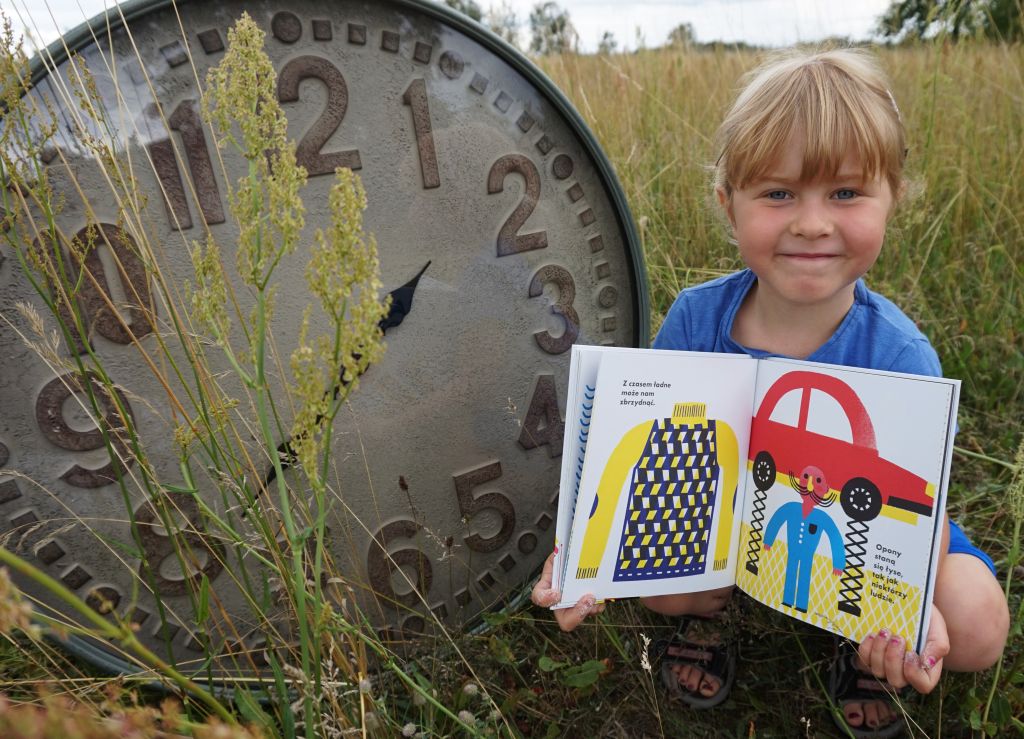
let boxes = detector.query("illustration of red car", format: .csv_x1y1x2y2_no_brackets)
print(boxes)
742,370,938,616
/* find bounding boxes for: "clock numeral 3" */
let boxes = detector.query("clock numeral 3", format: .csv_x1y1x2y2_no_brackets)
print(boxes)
528,264,579,354
403,78,440,189
135,493,225,597
454,461,515,553
518,374,564,457
487,154,548,257
367,519,433,610
149,99,225,230
35,373,135,488
277,56,362,177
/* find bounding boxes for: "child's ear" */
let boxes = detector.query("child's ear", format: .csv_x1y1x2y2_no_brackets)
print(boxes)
715,186,736,227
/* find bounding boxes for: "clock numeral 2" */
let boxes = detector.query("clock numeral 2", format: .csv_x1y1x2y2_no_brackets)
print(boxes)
529,264,579,354
35,373,135,488
148,99,225,231
277,56,362,176
488,154,548,257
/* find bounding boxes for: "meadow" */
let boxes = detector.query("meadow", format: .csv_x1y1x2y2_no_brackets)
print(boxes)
0,17,1021,738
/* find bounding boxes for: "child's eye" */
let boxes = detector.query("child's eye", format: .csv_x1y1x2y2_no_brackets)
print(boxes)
833,188,859,200
765,190,790,200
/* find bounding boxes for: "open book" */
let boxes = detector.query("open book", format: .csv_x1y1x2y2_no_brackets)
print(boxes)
552,346,959,653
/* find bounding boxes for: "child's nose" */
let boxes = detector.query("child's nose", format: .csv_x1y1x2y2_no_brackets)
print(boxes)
789,201,834,239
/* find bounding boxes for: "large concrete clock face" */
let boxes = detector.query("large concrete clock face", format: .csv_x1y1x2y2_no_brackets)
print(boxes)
0,0,646,673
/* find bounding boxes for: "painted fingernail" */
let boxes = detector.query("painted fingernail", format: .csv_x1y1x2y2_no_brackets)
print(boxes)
878,629,890,639
925,655,937,669
890,636,903,646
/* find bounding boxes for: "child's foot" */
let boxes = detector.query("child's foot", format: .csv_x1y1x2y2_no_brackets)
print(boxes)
829,642,907,737
650,618,736,709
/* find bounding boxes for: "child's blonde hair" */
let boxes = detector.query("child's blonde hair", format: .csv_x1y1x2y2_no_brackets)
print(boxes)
714,47,906,199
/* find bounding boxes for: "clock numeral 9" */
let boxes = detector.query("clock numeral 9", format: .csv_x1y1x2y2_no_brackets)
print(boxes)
149,99,225,231
35,373,135,488
519,374,564,457
46,223,155,354
454,461,515,553
134,493,225,597
367,519,433,611
488,154,548,257
528,264,579,354
277,56,362,176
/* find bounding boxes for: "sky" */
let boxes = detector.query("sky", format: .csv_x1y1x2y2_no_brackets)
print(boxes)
1,0,895,53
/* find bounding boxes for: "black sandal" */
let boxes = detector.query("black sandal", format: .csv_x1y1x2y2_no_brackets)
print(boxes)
828,641,909,738
649,617,736,709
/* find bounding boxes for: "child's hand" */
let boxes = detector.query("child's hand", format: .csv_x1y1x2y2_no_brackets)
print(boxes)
858,606,949,694
530,551,606,632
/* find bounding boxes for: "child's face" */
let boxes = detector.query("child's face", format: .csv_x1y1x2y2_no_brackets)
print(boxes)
719,136,894,314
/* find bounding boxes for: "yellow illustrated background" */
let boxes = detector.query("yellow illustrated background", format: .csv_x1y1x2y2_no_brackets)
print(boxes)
737,523,925,644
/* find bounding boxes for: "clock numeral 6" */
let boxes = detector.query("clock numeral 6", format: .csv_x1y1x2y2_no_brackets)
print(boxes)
277,56,362,176
454,461,515,553
488,154,548,257
134,493,225,597
367,519,434,611
528,264,579,354
35,373,135,489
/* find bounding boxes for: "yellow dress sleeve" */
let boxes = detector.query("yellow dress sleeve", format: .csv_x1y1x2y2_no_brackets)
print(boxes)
575,420,653,579
712,420,739,571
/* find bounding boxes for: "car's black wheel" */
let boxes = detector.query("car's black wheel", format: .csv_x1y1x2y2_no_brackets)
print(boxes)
751,451,776,492
840,477,882,522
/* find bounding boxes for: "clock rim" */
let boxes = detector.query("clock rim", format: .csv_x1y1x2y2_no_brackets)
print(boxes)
27,0,650,344
17,0,652,679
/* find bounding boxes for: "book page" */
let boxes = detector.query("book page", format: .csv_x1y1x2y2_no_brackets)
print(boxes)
556,348,757,607
735,358,958,653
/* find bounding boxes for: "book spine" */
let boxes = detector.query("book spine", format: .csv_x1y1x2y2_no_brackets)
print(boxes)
558,381,595,585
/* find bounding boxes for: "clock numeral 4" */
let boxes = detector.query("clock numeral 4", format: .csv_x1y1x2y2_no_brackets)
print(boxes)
529,264,579,354
488,154,548,257
454,461,515,553
519,374,564,457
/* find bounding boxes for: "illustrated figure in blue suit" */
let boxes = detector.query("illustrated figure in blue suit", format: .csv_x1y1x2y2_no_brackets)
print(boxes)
763,465,845,613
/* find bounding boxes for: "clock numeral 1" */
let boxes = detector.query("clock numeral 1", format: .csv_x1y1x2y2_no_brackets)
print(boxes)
453,461,515,553
277,56,362,177
134,493,225,597
367,519,433,610
148,99,225,231
487,154,548,257
35,373,135,488
528,264,579,354
518,374,564,457
402,78,440,189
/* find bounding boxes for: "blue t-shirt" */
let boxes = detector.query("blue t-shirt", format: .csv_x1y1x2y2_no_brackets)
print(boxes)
652,268,942,376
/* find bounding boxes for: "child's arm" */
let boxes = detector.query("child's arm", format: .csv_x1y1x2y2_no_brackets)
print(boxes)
531,551,606,631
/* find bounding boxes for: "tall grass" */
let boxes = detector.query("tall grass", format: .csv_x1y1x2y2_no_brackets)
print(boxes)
0,6,1020,736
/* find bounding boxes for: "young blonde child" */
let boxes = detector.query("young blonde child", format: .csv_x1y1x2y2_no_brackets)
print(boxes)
532,47,1009,736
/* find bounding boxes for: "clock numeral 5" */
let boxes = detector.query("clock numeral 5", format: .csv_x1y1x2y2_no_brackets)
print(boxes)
35,373,135,488
277,56,362,176
367,519,433,610
529,264,579,354
454,461,515,553
488,154,548,257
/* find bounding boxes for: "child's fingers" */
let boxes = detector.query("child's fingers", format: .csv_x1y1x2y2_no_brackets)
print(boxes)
882,635,909,689
530,552,557,607
903,652,941,694
554,595,598,632
859,631,889,678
